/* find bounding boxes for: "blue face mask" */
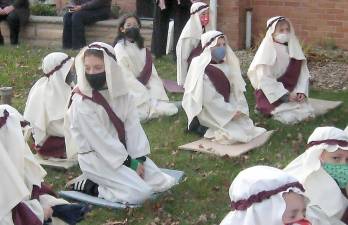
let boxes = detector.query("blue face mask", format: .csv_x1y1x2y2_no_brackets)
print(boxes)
211,46,226,62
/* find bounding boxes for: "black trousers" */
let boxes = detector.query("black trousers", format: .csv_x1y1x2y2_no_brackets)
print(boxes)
0,9,29,45
62,8,109,49
151,1,191,58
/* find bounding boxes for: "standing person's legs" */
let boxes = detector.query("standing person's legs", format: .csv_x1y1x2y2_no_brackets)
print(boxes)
62,12,73,49
70,9,109,49
173,3,191,59
0,15,8,45
6,11,21,45
151,5,170,58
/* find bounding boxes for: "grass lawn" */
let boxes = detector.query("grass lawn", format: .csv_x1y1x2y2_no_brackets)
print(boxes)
0,45,347,225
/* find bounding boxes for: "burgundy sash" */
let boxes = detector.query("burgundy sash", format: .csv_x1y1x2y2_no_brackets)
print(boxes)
342,207,348,224
12,183,55,225
35,136,66,159
204,64,231,102
187,41,203,67
255,58,303,116
0,109,9,128
137,48,153,85
72,88,127,149
12,203,42,225
231,182,304,210
31,183,57,200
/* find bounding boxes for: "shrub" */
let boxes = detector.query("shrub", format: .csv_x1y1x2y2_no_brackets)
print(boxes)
30,3,57,16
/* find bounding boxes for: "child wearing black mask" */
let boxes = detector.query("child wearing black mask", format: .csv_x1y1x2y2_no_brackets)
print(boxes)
113,15,178,121
65,42,177,204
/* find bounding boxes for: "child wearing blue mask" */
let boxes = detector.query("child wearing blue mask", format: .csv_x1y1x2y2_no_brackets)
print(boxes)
182,30,266,144
285,126,348,224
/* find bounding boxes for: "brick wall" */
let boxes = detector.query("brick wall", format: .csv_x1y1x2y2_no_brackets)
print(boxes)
223,0,348,49
113,0,136,13
115,0,348,50
254,0,347,49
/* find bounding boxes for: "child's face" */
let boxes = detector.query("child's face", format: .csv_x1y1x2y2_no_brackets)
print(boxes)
84,55,105,74
199,10,209,27
121,17,139,32
274,20,290,35
282,192,306,224
320,149,348,164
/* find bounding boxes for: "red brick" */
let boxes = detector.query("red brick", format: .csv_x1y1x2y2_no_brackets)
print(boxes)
115,0,348,50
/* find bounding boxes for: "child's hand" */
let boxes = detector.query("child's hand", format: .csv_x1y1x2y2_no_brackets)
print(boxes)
43,206,53,221
289,93,298,102
296,93,306,102
136,163,145,179
233,111,242,119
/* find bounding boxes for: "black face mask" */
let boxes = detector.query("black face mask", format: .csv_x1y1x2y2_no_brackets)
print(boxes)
85,72,106,90
124,27,141,41
65,71,77,86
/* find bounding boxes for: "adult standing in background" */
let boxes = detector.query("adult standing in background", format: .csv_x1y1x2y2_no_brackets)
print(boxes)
151,0,198,58
62,0,111,49
0,0,29,45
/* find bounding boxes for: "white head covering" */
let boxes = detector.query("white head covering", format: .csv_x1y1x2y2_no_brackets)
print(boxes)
65,42,128,159
220,166,305,225
24,52,74,144
284,126,348,217
0,105,47,220
247,16,307,89
345,126,348,134
182,30,246,127
176,2,209,85
74,42,128,99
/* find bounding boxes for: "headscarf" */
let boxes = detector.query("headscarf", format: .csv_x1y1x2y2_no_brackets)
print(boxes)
284,127,348,217
24,52,74,144
176,2,209,85
220,166,305,225
74,42,128,99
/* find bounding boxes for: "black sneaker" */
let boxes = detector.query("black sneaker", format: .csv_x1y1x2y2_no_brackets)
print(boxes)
68,179,99,197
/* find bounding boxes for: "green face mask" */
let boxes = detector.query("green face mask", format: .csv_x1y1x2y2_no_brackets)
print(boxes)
322,163,348,189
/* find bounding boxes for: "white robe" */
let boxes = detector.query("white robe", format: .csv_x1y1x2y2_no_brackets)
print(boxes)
0,199,44,225
114,41,178,121
24,79,67,146
67,91,176,204
24,53,74,147
254,43,315,124
197,63,266,144
0,105,69,225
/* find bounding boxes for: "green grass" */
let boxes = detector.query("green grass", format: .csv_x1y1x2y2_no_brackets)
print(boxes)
1,45,347,225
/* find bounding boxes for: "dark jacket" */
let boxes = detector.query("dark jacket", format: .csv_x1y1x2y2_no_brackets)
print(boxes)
72,0,111,11
0,0,29,9
0,0,30,25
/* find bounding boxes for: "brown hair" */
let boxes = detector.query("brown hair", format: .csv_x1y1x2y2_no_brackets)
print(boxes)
84,49,104,60
113,14,144,49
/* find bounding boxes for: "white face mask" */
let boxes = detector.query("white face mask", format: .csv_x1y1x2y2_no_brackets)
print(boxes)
274,33,290,44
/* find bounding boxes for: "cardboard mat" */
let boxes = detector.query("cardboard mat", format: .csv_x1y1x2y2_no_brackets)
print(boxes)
35,155,78,170
179,131,274,157
308,98,342,116
162,79,184,93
